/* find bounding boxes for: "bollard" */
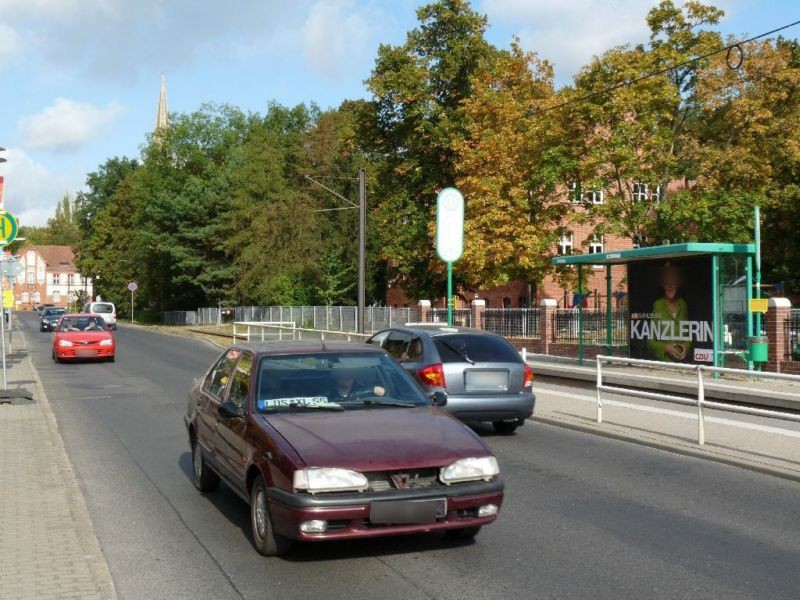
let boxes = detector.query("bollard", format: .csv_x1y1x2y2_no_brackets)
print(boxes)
596,356,603,424
697,366,705,445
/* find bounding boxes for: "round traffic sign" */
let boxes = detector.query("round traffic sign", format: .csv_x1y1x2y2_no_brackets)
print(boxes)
0,211,19,245
128,282,138,292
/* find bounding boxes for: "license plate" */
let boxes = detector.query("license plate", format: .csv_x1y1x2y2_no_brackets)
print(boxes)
76,349,98,358
465,370,509,391
370,498,447,525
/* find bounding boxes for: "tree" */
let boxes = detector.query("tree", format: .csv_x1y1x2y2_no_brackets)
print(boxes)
361,0,496,298
453,43,572,289
46,194,81,246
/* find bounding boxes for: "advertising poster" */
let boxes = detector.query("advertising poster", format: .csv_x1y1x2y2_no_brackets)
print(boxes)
628,256,714,364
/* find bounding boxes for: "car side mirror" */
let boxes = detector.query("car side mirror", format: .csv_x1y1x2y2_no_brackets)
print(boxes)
218,401,244,420
431,391,448,407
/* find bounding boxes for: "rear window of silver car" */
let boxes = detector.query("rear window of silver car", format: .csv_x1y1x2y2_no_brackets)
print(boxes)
433,334,520,363
90,303,114,313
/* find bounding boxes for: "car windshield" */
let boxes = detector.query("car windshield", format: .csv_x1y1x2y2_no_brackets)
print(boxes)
433,333,521,363
91,303,114,314
58,317,108,332
43,308,66,317
255,352,429,414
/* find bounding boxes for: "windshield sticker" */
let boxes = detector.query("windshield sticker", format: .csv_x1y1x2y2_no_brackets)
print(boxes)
258,396,333,408
226,350,241,360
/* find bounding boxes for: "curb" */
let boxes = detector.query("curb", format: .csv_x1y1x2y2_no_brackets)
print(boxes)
533,414,800,485
18,327,119,600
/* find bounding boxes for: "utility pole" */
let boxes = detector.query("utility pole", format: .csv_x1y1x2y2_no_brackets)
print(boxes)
358,169,366,334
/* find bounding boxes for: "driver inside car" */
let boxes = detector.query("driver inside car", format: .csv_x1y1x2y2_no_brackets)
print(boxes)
331,368,386,400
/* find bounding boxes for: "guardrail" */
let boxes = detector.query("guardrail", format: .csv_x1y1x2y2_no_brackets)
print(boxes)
232,322,296,342
232,322,371,343
595,355,800,445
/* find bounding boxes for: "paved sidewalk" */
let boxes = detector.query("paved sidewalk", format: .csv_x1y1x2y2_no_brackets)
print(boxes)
0,328,116,600
533,381,800,483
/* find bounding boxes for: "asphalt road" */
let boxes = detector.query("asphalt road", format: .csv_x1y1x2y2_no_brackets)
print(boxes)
19,312,800,600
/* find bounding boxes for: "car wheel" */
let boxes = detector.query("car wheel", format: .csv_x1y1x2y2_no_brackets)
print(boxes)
493,420,519,435
444,526,482,541
250,475,292,557
108,355,116,363
191,438,219,492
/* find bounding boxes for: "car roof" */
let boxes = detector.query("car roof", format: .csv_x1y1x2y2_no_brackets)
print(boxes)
383,324,500,338
231,340,384,356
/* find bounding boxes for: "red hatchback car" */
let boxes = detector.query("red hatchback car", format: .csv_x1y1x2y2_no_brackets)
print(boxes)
185,342,504,556
52,314,116,363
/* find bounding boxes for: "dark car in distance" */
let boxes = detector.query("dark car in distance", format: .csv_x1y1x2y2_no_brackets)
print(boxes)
40,307,66,331
367,325,535,435
185,341,504,556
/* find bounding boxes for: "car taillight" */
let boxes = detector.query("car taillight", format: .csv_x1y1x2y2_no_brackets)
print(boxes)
418,363,445,388
523,364,534,389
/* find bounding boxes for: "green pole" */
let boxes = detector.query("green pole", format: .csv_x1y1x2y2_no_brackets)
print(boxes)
578,265,584,365
754,205,762,343
745,255,754,371
712,254,720,376
447,261,453,326
606,265,613,355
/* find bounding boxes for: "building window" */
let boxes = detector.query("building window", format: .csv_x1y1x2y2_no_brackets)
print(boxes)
558,232,574,255
632,182,662,203
586,189,604,204
570,182,604,205
33,292,41,304
67,274,74,286
589,234,604,254
53,291,61,303
21,292,29,303
26,272,35,285
569,182,582,204
52,274,60,285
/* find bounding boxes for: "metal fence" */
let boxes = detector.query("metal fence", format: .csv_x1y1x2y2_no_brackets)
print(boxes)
787,309,800,360
483,308,541,339
426,308,472,327
165,306,418,334
162,311,198,326
552,309,628,346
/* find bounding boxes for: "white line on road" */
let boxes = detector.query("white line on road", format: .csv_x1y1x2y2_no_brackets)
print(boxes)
538,387,800,439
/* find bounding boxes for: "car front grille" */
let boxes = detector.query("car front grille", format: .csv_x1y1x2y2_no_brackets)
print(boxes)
365,468,443,492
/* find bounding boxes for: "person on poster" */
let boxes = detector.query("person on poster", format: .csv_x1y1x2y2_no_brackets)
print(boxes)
647,262,691,362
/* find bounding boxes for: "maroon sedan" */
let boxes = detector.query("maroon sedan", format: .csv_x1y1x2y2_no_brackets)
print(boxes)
185,341,504,556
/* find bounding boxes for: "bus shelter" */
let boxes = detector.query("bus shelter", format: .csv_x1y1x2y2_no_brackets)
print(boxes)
552,242,762,369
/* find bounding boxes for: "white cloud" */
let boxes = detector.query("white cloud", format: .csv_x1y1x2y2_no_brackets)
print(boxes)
301,0,372,78
0,148,84,226
18,98,124,150
0,23,21,64
482,0,661,81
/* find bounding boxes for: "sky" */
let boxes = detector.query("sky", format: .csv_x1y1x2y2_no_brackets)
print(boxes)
0,0,798,227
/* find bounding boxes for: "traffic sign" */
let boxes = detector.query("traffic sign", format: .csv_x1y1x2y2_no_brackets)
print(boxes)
436,188,464,263
0,259,23,278
0,211,18,245
128,282,138,292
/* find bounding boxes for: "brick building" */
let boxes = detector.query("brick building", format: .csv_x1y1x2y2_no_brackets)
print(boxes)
385,181,668,309
14,245,93,310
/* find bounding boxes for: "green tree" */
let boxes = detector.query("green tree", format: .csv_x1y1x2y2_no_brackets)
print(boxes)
45,194,81,246
361,0,496,298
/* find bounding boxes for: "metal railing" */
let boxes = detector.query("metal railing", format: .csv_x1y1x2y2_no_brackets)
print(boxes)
552,309,628,345
787,310,800,360
162,310,197,326
427,308,472,327
595,355,800,445
232,321,370,343
484,308,541,339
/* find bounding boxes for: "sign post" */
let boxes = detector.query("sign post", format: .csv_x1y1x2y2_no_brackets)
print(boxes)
0,210,19,390
436,188,464,326
128,282,138,324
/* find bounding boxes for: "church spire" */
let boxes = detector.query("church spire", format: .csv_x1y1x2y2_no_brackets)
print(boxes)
155,74,168,131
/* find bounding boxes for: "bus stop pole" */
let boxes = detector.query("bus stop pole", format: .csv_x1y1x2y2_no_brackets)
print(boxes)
605,265,612,355
745,255,754,371
754,205,762,372
578,265,584,366
711,254,720,378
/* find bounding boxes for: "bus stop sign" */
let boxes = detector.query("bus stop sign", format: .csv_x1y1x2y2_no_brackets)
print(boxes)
436,188,464,263
0,211,18,245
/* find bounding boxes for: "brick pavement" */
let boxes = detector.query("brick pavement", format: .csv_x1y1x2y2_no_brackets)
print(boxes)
0,328,116,600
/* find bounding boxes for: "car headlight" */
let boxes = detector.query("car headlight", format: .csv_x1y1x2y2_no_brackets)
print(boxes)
99,339,113,346
58,339,73,347
293,468,368,494
440,456,499,485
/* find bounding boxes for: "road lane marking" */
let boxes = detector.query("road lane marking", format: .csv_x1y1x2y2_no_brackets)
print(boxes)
537,388,800,438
